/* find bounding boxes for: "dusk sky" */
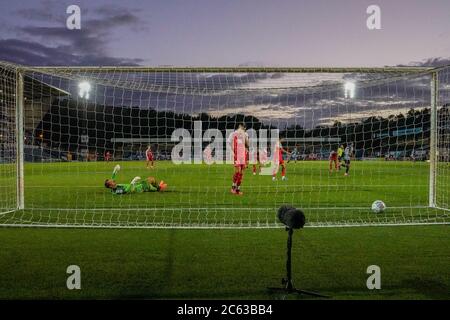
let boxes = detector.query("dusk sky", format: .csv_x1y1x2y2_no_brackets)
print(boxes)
1,0,449,127
1,0,450,67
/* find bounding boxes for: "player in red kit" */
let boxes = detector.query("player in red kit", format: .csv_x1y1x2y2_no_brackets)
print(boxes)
245,148,250,169
252,150,261,175
272,139,290,181
104,151,111,162
146,146,154,169
228,124,249,195
329,150,339,172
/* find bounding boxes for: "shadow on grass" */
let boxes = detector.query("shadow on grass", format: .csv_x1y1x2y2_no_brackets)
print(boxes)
115,288,329,300
394,278,449,300
163,228,176,291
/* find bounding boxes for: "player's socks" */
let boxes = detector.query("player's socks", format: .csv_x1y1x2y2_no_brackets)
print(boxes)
237,173,243,186
233,173,239,184
235,174,243,195
232,171,242,193
231,179,237,193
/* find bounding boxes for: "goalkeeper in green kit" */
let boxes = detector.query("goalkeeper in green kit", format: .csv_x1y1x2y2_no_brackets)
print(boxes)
104,165,167,195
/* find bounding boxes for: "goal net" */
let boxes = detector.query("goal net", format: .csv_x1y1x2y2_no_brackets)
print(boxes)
0,61,449,228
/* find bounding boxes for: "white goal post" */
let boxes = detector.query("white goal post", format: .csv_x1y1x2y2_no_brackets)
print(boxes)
0,61,449,228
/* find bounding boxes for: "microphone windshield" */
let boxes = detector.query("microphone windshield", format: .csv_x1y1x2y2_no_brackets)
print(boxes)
277,206,306,229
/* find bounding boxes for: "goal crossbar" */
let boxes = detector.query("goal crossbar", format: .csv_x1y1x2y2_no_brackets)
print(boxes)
29,66,436,73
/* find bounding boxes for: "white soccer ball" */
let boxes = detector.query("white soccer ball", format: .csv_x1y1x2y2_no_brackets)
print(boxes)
371,200,386,213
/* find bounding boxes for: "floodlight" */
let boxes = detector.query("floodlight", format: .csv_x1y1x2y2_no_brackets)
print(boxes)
344,81,356,99
78,81,91,99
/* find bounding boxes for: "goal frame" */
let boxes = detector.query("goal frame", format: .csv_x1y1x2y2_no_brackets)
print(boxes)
7,63,447,227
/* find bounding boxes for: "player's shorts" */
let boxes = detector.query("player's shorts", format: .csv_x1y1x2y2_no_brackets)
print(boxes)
234,162,246,170
234,152,246,167
345,159,351,165
146,154,153,161
330,156,338,161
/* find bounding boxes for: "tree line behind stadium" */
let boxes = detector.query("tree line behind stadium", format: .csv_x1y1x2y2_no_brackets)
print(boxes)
20,98,450,162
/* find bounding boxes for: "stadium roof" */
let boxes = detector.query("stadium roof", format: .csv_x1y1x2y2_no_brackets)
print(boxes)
23,76,70,100
0,65,70,100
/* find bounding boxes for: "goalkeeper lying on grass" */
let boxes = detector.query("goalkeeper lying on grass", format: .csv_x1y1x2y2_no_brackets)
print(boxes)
104,165,167,195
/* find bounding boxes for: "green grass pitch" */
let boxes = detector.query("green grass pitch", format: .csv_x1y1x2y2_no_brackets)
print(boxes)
0,160,449,299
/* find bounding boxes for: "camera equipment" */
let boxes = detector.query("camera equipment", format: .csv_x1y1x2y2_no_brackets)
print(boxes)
268,206,329,298
277,205,305,229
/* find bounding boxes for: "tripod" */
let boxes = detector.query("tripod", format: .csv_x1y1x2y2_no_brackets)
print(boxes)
268,227,329,298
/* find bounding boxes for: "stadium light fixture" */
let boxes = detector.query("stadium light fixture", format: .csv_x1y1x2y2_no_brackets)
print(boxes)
78,81,91,99
344,81,356,99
